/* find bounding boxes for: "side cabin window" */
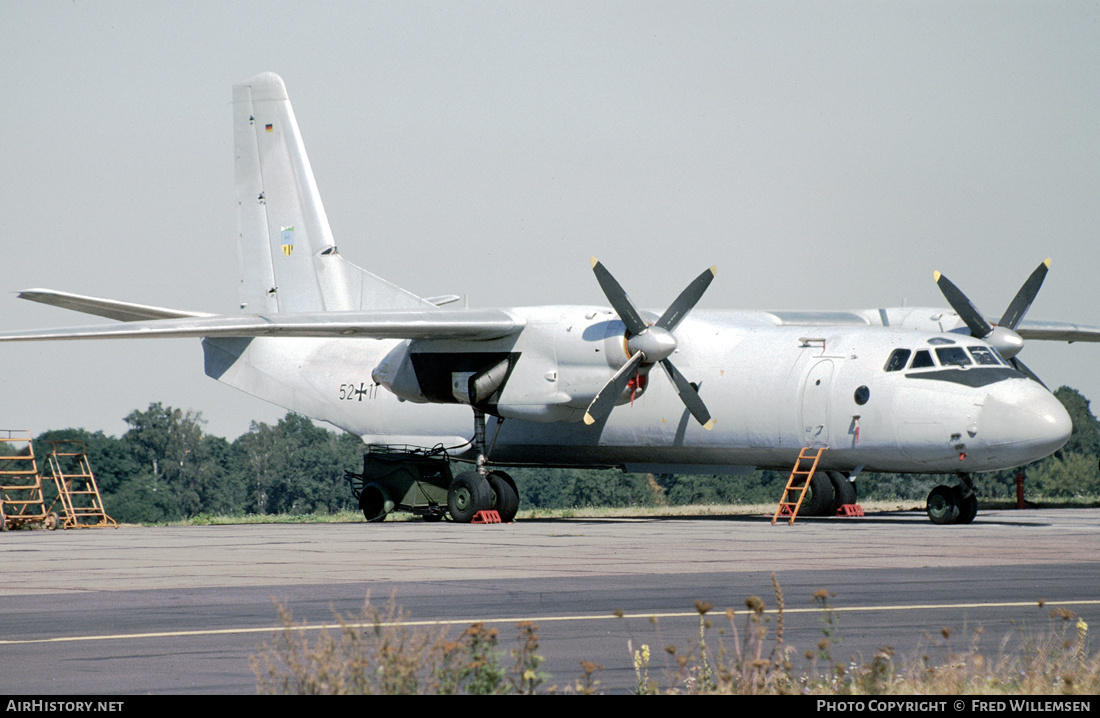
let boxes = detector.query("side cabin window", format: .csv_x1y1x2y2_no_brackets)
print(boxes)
909,350,935,369
967,346,1001,366
884,349,911,371
936,346,972,367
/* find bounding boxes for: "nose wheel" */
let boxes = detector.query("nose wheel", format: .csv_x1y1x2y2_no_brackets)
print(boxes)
926,476,977,525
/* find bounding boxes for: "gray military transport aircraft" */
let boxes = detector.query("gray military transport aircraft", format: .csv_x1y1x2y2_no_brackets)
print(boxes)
3,72,1098,525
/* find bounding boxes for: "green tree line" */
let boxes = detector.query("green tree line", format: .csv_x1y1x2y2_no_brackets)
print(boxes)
6,386,1098,522
10,404,365,523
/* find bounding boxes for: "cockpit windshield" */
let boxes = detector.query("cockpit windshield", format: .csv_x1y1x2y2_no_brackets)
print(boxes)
884,349,911,371
910,350,934,369
936,346,971,367
967,346,1002,366
884,343,1008,373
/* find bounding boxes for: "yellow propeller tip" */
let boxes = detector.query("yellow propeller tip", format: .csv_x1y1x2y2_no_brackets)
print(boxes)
590,257,599,269
583,413,597,425
933,270,942,282
703,418,716,431
709,265,718,277
1043,258,1052,268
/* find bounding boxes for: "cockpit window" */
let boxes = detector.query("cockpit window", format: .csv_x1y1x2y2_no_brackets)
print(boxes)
936,346,972,367
884,349,911,372
909,350,935,369
967,346,1001,366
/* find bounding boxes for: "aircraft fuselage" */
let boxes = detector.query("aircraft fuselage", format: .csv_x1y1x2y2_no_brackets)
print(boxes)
207,305,1071,476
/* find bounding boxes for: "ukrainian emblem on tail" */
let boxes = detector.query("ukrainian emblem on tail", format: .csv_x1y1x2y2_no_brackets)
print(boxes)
281,226,294,257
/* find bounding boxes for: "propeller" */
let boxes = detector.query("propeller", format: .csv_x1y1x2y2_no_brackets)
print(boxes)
585,258,717,429
933,259,1050,384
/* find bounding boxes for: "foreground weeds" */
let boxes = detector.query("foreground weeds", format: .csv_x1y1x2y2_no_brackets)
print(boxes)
252,598,552,694
615,577,1099,695
252,578,1099,695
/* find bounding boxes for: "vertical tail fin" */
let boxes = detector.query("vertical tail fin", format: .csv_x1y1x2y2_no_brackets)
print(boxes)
232,72,432,313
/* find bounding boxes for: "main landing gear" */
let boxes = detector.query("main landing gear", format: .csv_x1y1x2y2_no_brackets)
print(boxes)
799,471,859,517
446,468,519,523
448,409,519,523
926,475,978,525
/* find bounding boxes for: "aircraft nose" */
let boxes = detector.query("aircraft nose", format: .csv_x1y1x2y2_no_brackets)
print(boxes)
978,380,1071,462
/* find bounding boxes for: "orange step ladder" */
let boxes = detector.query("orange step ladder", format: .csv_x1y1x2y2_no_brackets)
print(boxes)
771,447,825,526
0,430,59,531
43,440,117,529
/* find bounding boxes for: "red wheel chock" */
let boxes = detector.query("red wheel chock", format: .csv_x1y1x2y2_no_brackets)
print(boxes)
836,504,864,517
472,510,502,524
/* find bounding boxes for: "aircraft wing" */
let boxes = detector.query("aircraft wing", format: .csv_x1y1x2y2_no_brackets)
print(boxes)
1014,319,1100,343
0,308,524,342
16,289,215,321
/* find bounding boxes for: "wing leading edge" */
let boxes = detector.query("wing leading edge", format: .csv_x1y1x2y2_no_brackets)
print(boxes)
0,304,524,343
5,291,1098,345
1014,320,1100,343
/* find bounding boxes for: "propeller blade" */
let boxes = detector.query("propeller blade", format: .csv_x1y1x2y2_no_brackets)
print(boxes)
934,270,993,338
656,266,717,332
1010,356,1047,389
587,258,718,428
584,352,645,425
591,258,648,335
999,259,1050,330
660,358,715,429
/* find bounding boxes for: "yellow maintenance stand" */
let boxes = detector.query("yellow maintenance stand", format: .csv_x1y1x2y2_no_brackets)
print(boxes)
0,432,116,530
0,430,58,530
43,440,117,528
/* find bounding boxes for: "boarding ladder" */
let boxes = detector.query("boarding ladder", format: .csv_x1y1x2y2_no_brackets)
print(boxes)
0,430,57,530
44,440,116,528
771,447,825,526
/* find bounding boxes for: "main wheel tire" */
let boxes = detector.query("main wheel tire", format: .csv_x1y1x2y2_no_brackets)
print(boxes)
359,485,389,523
828,472,857,514
927,485,960,525
486,471,519,523
801,472,836,516
448,471,493,523
955,488,978,525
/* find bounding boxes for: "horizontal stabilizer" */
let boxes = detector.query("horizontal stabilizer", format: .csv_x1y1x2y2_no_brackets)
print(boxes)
0,308,524,342
17,289,213,322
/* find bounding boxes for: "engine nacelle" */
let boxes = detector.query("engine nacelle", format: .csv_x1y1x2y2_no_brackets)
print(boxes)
372,340,430,403
370,307,652,422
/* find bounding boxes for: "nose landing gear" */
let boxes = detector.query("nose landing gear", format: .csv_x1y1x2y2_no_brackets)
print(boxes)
926,475,977,525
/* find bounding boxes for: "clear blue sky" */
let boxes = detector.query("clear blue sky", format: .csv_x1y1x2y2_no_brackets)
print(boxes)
3,1,1099,439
